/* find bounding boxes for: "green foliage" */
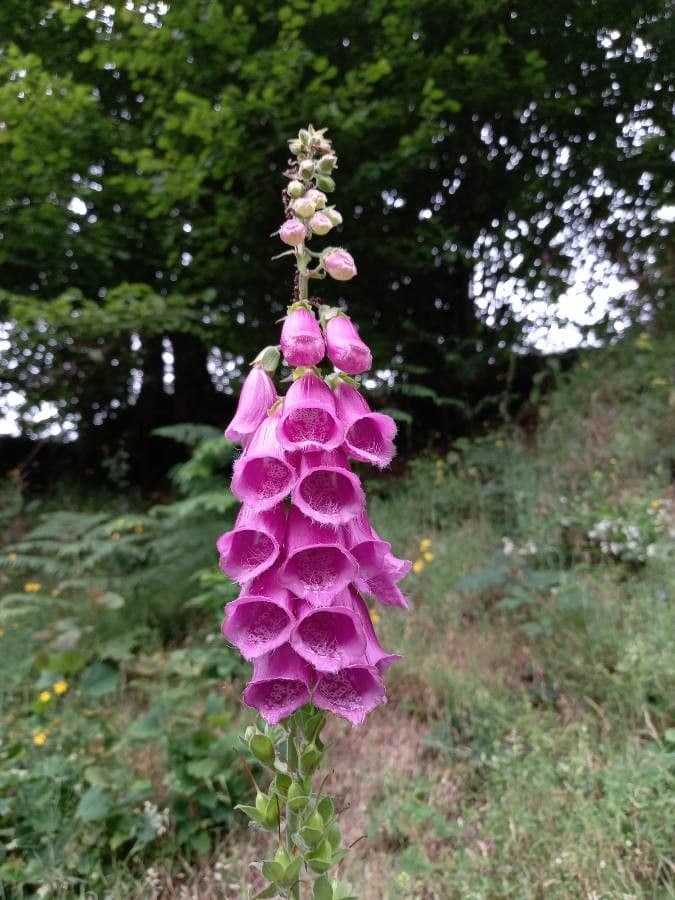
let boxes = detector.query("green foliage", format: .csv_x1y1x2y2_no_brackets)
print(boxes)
0,427,249,892
359,331,674,897
0,1,671,442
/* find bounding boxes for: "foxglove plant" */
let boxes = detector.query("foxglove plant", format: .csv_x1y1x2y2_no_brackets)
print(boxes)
218,124,409,900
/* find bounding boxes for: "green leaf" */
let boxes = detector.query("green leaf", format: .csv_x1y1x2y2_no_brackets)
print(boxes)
314,875,333,900
80,662,119,697
261,860,285,882
190,831,211,855
75,787,112,823
127,709,164,741
186,758,218,780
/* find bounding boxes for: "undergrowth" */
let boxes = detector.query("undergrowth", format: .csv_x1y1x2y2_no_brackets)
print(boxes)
0,329,673,898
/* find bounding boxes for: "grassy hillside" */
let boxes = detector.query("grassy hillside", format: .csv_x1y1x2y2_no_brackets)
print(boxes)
1,331,673,898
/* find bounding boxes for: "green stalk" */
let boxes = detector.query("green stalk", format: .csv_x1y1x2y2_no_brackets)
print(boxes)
286,713,302,899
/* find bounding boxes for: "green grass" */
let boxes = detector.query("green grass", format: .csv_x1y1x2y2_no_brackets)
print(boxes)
1,329,673,897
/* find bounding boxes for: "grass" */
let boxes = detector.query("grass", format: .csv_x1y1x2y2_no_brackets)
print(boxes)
1,329,673,898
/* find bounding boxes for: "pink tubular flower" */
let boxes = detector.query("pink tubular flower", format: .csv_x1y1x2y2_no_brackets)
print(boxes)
216,503,286,583
280,306,325,367
324,249,357,281
290,603,366,672
343,512,411,609
243,644,313,725
345,587,402,674
278,372,344,452
224,365,277,445
334,381,396,467
292,449,365,526
279,218,307,246
231,413,297,512
325,315,372,375
279,506,358,605
221,589,294,659
313,665,386,726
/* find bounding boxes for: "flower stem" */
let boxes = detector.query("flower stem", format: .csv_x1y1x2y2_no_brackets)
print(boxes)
286,714,302,899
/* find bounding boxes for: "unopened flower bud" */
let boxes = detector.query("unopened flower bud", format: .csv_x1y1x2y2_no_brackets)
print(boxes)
317,154,337,173
288,139,302,155
305,189,327,210
324,248,357,281
299,128,310,145
325,207,343,227
287,179,305,198
293,197,316,218
316,174,336,192
309,212,333,236
298,159,315,180
251,345,281,374
279,218,306,246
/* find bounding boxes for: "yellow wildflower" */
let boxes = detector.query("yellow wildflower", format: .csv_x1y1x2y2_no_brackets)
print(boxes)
581,360,590,369
32,730,48,747
38,691,52,704
652,377,668,387
134,523,144,534
423,551,434,562
0,628,4,638
419,538,432,552
51,588,60,597
412,559,425,574
8,552,17,561
369,608,381,625
53,680,69,696
24,582,42,593
495,439,505,448
650,500,662,510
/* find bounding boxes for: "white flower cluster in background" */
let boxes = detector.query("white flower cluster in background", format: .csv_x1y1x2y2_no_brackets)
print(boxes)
587,499,674,563
142,800,170,838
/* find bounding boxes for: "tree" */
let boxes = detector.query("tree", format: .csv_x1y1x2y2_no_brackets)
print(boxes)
0,0,671,455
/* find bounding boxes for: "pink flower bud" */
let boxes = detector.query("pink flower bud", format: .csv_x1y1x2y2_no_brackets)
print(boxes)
325,315,372,375
324,249,357,281
279,219,306,246
309,212,333,236
225,365,277,445
305,189,327,210
280,306,325,367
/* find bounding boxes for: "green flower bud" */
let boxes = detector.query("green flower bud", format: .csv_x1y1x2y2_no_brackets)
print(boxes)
317,154,337,173
299,128,310,145
301,742,323,775
288,139,302,155
287,179,305,198
287,781,309,811
249,733,275,766
316,174,336,192
299,159,315,179
251,345,281,374
325,207,343,227
274,846,292,869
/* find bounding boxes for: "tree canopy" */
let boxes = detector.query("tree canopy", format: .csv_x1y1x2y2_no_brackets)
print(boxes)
0,0,671,453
